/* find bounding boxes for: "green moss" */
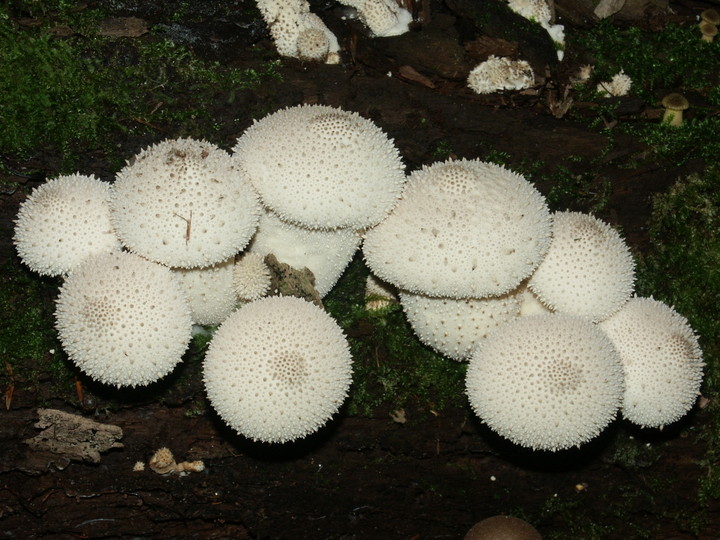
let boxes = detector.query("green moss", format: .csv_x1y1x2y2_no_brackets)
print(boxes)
0,5,282,166
0,256,75,401
324,256,466,416
573,21,720,102
635,166,720,506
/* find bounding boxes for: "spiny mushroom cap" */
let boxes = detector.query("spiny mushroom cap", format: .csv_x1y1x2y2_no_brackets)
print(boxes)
13,174,121,277
507,0,552,26
661,92,689,111
464,515,542,540
55,251,193,387
110,138,260,269
599,296,704,429
528,211,635,322
363,159,551,299
172,256,237,326
467,55,535,94
248,210,362,297
203,296,353,443
466,313,624,451
511,280,552,317
365,273,398,311
233,104,406,230
296,25,330,61
399,290,521,361
233,252,272,302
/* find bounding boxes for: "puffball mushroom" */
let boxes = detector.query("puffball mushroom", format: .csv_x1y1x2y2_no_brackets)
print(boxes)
110,138,261,269
363,158,551,299
600,297,704,429
203,296,353,443
464,515,542,540
466,313,625,451
233,104,405,230
172,256,237,326
254,0,340,64
399,290,521,361
528,211,636,322
661,93,689,126
13,174,121,277
467,55,535,94
55,251,193,387
337,0,413,37
233,251,272,302
248,210,362,297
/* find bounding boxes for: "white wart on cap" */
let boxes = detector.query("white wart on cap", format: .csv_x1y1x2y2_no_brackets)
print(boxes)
110,138,260,268
528,211,635,322
14,174,120,277
363,159,551,299
600,296,704,428
399,290,520,361
55,251,193,387
466,313,624,451
233,104,405,230
248,210,361,297
203,296,353,443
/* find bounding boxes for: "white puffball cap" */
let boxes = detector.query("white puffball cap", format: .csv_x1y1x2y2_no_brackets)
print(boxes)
14,174,121,277
233,252,272,302
173,257,237,326
110,138,261,268
203,296,353,443
529,211,636,322
248,210,361,297
233,104,405,230
600,296,704,428
399,290,521,361
466,313,625,451
363,159,551,299
55,251,193,387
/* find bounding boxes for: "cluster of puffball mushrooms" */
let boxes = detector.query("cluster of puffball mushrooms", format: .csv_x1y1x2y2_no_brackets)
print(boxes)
14,103,704,451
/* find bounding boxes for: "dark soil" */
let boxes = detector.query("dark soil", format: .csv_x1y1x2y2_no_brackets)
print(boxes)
1,1,719,538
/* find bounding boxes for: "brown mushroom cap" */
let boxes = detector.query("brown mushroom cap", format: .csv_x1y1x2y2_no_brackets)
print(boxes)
464,515,542,540
700,21,718,39
701,8,720,26
661,92,689,111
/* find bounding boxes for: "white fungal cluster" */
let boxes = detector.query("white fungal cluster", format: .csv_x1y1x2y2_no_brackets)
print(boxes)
467,56,535,94
337,0,413,37
596,70,633,97
13,103,704,451
255,0,340,63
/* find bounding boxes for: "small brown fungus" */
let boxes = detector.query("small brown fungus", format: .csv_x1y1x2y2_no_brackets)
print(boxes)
661,93,689,127
701,8,720,26
464,515,542,540
700,21,718,43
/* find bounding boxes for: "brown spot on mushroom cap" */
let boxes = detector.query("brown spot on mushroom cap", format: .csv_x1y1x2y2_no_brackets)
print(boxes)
701,8,720,26
661,92,689,111
464,515,542,540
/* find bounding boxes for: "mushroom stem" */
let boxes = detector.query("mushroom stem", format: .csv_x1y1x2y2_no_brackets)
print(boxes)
662,109,684,127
